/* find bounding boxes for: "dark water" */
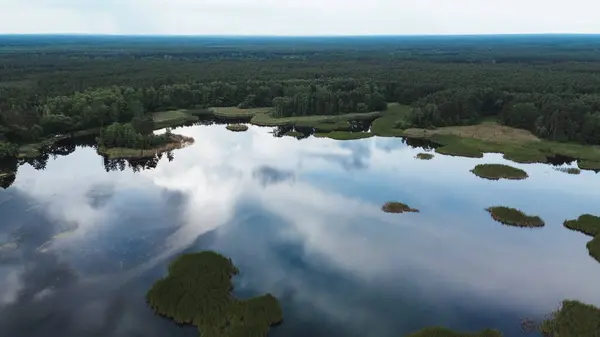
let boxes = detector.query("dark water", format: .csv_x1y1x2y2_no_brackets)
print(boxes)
1,124,600,337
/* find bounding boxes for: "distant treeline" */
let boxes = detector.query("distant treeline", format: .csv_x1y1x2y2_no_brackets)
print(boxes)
3,35,600,157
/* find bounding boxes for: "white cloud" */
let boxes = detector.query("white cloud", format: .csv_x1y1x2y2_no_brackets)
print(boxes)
0,0,598,35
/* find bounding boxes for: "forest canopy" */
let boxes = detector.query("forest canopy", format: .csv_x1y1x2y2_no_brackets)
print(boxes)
3,35,600,159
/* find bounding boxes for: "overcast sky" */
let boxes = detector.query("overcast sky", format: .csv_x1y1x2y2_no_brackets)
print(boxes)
1,0,598,35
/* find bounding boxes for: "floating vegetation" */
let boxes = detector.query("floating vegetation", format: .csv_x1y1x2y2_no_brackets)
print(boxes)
405,327,502,337
554,167,581,175
146,251,282,337
540,300,600,337
415,153,434,160
486,207,545,228
381,201,419,214
226,124,249,132
564,214,600,263
471,164,528,180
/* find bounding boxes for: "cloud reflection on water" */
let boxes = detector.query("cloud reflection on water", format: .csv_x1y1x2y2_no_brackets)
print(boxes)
1,124,600,337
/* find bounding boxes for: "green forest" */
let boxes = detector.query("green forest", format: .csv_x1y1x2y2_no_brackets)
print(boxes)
2,35,600,159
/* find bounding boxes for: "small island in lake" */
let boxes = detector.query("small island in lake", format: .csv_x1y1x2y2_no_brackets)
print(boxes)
540,300,600,337
382,201,419,214
471,164,529,180
96,118,194,159
415,153,434,160
146,251,282,337
226,124,249,132
486,206,545,228
564,214,600,263
405,327,502,337
554,167,581,175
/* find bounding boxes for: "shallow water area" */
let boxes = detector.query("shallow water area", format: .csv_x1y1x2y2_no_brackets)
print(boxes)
1,124,600,337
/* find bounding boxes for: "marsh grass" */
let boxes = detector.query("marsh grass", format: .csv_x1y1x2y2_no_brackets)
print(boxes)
486,207,545,228
226,124,249,132
98,134,194,159
578,160,600,171
405,327,502,337
152,110,199,129
370,103,412,137
563,214,600,237
382,201,419,214
146,251,282,337
471,164,528,180
211,107,271,120
435,142,484,158
415,153,434,160
403,122,600,163
540,300,600,337
563,214,600,263
554,167,581,175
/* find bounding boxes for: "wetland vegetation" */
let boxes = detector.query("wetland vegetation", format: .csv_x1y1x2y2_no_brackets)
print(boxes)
554,167,581,175
382,202,419,214
564,214,600,263
4,35,600,164
486,207,545,228
471,164,529,181
539,300,600,337
415,153,434,160
146,251,282,337
226,124,249,132
3,35,600,337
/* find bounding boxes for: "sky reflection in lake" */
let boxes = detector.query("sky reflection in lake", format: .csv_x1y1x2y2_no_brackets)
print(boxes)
1,124,600,337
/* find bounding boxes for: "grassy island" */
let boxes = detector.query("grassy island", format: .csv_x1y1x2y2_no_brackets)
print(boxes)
406,327,502,337
471,164,529,180
564,214,600,263
382,201,419,214
486,207,545,228
415,153,434,160
226,124,249,132
146,251,282,337
540,300,600,337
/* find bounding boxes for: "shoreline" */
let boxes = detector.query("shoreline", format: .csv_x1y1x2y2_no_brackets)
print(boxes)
97,134,195,160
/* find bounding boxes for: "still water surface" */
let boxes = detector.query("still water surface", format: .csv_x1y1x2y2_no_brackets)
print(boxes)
1,124,600,337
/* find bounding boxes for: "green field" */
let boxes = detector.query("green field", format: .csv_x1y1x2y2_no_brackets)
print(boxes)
370,103,412,137
152,110,200,129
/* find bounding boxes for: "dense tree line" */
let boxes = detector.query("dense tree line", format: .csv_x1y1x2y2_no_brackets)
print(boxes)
408,88,600,144
3,35,600,157
97,122,172,150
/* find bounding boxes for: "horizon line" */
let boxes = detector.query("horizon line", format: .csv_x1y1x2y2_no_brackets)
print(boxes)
1,33,600,38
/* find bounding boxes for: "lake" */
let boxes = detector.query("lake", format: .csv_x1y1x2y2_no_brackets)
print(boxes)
1,124,600,337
